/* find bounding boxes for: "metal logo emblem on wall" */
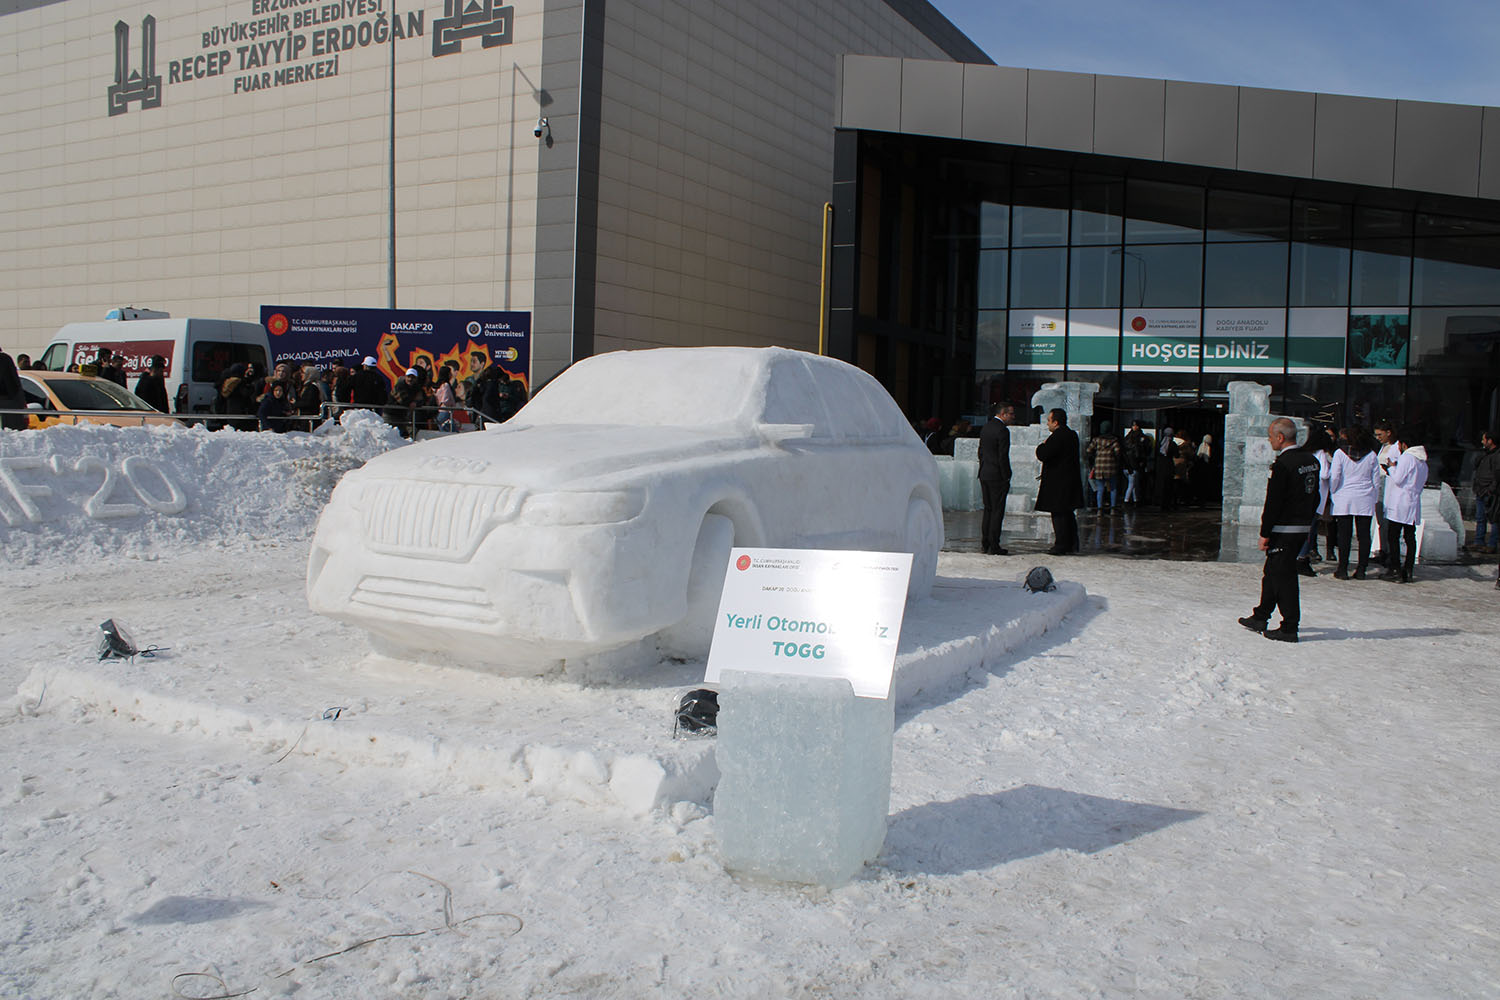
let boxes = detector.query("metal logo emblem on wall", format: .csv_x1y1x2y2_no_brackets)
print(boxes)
432,0,514,56
107,16,163,116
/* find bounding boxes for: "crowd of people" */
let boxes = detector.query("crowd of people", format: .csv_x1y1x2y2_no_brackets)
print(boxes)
1,346,528,438
1240,418,1434,643
1084,420,1219,512
922,412,1221,514
206,354,528,436
958,399,1455,639
932,403,1482,582
1277,419,1430,584
921,411,1220,515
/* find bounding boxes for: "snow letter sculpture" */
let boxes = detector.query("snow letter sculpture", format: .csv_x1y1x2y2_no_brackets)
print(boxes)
306,347,943,675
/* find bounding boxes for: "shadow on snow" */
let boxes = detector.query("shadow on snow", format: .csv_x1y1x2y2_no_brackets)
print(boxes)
881,783,1203,875
131,895,271,925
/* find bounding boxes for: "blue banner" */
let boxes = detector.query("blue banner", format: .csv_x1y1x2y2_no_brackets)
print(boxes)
260,305,531,391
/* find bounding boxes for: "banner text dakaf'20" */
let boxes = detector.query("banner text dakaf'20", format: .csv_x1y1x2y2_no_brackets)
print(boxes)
261,305,531,391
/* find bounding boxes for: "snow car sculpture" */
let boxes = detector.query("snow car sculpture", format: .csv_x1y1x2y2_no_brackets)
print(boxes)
306,346,943,674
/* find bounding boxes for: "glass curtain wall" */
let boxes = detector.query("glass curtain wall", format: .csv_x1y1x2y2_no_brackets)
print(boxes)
948,160,1500,474
845,133,1500,483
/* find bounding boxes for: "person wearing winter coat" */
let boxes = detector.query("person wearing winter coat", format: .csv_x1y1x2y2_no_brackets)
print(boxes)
433,365,460,433
1239,417,1322,643
475,366,526,425
1122,421,1153,504
231,365,261,414
1154,428,1179,510
210,364,258,427
330,365,353,405
0,352,27,431
208,363,241,428
1195,433,1219,504
1036,408,1085,555
1373,419,1403,571
1086,420,1122,512
977,402,1013,555
1296,428,1334,575
86,347,128,386
1171,429,1195,507
350,356,390,409
1383,429,1429,583
295,366,326,430
132,355,170,412
937,419,972,458
920,417,943,454
1327,426,1382,579
384,368,428,437
1471,431,1500,554
256,380,294,432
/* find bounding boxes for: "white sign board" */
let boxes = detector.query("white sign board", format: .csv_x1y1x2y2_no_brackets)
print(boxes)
703,548,913,699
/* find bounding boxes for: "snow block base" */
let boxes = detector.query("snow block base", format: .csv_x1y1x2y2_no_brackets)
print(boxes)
14,555,1084,816
715,671,894,887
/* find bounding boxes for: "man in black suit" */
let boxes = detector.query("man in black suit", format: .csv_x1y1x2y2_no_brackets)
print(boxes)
1036,408,1085,555
978,402,1014,555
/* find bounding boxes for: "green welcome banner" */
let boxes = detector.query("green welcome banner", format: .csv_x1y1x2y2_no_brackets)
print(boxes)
998,308,1380,374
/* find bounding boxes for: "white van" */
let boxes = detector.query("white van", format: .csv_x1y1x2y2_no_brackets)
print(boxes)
38,314,272,413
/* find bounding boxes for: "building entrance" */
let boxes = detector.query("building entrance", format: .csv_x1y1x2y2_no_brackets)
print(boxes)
1160,406,1224,507
1106,404,1224,510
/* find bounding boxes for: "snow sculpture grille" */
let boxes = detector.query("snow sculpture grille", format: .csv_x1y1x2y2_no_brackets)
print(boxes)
360,481,512,558
351,576,496,623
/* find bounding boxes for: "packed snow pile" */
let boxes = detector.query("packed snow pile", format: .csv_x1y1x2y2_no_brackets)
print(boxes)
0,410,406,566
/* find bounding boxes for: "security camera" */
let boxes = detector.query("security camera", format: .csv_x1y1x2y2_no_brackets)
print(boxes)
534,117,548,138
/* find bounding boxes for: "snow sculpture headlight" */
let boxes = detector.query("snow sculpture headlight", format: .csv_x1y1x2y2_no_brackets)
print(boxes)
518,489,645,526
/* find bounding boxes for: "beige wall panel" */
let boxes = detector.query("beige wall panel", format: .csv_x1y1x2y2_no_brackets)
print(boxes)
588,0,952,358
2,2,546,354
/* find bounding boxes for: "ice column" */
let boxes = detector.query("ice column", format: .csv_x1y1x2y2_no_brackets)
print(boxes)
1006,423,1044,511
937,437,983,511
1031,380,1099,434
1218,382,1309,560
1220,380,1273,519
1031,380,1100,500
714,670,893,886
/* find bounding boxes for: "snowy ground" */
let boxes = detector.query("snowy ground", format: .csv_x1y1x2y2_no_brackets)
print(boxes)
3,425,1499,998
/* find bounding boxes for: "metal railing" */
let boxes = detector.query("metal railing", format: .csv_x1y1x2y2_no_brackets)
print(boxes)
0,407,253,429
315,400,494,438
0,403,495,436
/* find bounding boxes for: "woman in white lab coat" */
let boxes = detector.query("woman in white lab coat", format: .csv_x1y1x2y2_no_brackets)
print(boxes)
1297,428,1334,574
1327,426,1382,579
1383,428,1429,583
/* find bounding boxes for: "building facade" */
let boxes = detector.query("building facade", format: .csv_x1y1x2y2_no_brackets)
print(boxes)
0,0,984,382
830,57,1500,487
8,6,1497,490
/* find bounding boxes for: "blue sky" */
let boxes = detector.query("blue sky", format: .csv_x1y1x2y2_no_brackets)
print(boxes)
935,0,1498,107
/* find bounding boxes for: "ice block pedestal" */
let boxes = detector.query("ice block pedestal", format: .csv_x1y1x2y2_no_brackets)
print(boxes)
714,669,894,886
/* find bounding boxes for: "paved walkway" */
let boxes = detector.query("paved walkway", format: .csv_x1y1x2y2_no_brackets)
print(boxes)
945,503,1500,568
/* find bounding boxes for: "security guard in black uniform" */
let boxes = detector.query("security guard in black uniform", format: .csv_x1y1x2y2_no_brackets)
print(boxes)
1239,417,1322,643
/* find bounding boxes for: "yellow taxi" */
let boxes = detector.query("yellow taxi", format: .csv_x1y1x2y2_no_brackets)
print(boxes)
19,371,179,429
